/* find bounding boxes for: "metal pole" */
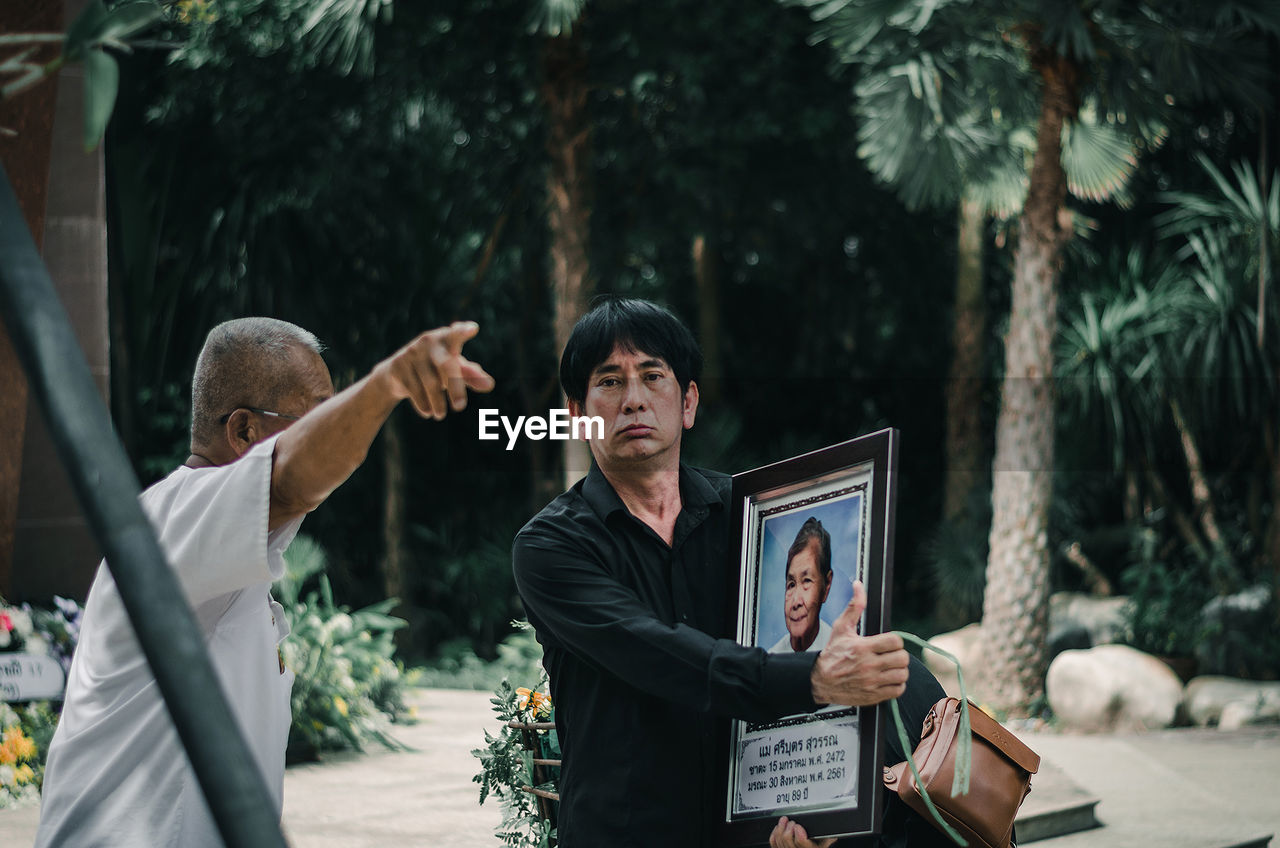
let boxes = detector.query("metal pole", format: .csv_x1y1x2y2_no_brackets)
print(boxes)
0,163,289,848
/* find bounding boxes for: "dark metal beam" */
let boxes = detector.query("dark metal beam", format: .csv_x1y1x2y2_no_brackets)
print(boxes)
0,163,289,848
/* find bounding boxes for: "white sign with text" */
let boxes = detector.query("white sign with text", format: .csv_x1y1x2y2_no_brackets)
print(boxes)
0,653,66,701
733,713,859,815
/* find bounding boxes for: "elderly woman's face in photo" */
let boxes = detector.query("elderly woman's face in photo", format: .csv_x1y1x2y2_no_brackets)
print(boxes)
783,542,832,651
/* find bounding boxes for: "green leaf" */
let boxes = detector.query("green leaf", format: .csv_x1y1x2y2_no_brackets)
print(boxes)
65,0,109,62
99,2,165,44
82,48,119,151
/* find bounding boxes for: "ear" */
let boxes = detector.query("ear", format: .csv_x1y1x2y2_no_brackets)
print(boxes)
222,408,261,459
682,380,700,430
567,397,584,419
820,571,833,603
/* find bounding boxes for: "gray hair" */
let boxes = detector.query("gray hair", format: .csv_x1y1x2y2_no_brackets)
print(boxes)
190,317,323,447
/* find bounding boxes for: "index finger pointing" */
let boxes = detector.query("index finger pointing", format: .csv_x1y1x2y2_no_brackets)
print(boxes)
446,320,480,355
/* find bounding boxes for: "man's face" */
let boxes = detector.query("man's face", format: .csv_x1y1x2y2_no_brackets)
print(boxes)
784,543,831,652
569,343,698,473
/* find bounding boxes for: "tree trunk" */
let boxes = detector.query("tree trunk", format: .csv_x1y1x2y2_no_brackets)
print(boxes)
943,196,987,521
934,196,989,630
380,411,410,650
1170,398,1225,552
541,25,594,493
980,49,1077,715
693,233,723,404
381,412,405,601
0,0,62,598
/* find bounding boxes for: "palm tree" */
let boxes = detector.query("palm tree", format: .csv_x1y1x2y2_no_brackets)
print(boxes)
795,0,1280,711
797,0,1154,632
533,0,596,490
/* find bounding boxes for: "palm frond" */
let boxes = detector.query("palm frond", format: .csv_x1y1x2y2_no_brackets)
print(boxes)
1057,249,1187,471
296,0,392,75
1157,154,1280,263
1060,117,1138,207
964,149,1027,219
528,0,586,38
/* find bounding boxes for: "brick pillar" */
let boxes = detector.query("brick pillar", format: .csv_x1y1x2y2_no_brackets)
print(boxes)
11,0,110,602
0,0,62,599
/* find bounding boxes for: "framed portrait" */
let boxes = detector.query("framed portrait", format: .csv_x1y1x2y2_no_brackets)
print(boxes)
720,429,899,846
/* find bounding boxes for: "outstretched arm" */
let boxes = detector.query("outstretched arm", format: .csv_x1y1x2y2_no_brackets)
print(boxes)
268,321,494,529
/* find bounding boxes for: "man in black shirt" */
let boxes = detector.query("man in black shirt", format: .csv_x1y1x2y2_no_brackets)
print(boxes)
513,298,915,848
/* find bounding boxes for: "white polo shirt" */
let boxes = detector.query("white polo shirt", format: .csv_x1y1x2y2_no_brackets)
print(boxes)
35,435,302,847
768,618,833,654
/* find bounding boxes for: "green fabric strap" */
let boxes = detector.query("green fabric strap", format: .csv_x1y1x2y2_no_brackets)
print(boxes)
888,631,974,847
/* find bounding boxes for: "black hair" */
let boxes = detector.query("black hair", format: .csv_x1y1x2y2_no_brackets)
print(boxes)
785,517,832,579
559,297,703,404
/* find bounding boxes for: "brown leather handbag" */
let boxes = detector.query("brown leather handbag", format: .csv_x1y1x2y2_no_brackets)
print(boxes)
883,697,1041,848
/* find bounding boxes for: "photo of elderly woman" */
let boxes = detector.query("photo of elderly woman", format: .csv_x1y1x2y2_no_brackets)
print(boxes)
769,517,834,654
754,495,862,655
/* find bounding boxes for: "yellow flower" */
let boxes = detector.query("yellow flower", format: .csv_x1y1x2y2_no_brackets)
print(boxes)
515,687,533,712
14,764,34,784
0,746,14,766
333,696,349,717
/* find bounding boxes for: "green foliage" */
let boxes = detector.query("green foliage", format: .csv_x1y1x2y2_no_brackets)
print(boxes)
1057,248,1184,473
408,521,525,661
417,622,546,691
102,0,1280,660
797,0,1243,216
172,0,392,75
278,536,415,761
1121,531,1211,657
923,498,991,627
472,679,558,848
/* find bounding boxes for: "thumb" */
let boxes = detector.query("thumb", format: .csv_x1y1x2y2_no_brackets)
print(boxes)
832,579,867,634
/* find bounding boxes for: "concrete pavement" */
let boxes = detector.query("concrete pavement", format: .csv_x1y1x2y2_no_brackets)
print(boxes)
2,688,1277,847
1023,724,1279,848
0,688,502,848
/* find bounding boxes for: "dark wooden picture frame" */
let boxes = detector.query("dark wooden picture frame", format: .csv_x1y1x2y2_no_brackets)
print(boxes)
719,429,900,846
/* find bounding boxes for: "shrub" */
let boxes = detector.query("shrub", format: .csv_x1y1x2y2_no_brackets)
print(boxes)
278,536,415,762
472,678,558,848
417,622,546,691
0,702,55,809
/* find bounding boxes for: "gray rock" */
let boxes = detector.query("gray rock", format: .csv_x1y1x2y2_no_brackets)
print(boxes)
1196,584,1278,678
1218,697,1280,730
924,623,983,699
1182,675,1280,728
1046,645,1183,731
1048,592,1130,648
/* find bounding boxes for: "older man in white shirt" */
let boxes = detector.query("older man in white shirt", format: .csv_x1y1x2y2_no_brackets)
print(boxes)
35,316,492,847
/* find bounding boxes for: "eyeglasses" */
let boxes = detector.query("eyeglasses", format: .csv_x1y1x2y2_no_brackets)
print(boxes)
218,407,302,424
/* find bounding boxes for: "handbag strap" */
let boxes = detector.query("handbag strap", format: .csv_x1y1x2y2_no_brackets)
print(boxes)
887,631,975,847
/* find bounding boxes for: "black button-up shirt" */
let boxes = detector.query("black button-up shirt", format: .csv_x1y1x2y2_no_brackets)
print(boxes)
513,463,819,848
